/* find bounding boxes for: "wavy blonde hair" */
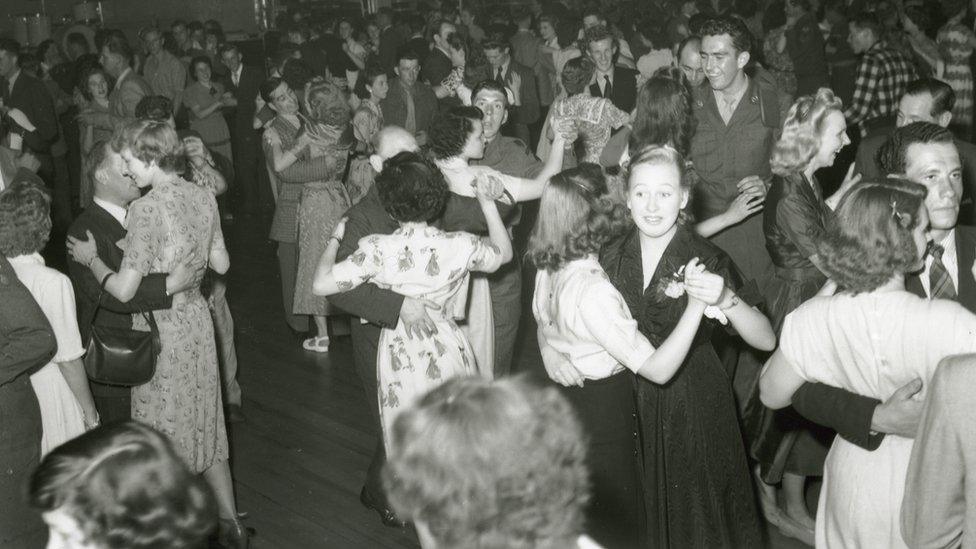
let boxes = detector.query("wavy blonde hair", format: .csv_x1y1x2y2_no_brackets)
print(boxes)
770,88,844,176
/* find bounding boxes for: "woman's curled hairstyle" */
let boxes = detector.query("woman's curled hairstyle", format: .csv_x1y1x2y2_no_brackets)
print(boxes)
770,87,844,176
375,150,449,222
29,421,216,549
629,67,696,156
112,119,187,175
817,178,927,294
0,179,52,257
427,106,484,160
528,163,629,271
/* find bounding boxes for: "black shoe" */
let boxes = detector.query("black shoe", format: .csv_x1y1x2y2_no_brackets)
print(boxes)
215,514,254,549
226,404,246,424
359,486,406,528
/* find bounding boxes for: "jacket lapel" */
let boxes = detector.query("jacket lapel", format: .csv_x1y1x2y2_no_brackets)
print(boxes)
955,227,976,313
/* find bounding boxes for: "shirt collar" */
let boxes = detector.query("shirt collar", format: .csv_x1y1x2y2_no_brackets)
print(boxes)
712,76,749,108
938,229,957,257
115,67,132,90
233,64,243,79
7,69,20,90
6,252,44,266
93,196,128,227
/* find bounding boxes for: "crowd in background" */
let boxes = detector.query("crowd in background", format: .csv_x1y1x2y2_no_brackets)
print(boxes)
3,0,976,547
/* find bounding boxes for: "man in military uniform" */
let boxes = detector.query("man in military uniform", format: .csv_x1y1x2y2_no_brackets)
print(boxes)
471,79,544,377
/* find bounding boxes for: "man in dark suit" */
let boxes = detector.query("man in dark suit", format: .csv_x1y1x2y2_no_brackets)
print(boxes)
582,25,638,113
0,38,59,193
483,38,540,145
220,43,268,215
422,20,456,91
66,142,201,424
855,78,976,225
380,49,439,144
791,122,976,451
376,8,405,76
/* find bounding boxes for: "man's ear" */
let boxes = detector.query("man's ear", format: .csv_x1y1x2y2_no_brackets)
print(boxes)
737,50,751,70
939,111,953,128
369,154,383,173
394,66,401,77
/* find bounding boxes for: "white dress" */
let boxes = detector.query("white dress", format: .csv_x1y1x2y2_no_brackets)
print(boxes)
780,291,976,549
331,224,503,449
7,253,86,455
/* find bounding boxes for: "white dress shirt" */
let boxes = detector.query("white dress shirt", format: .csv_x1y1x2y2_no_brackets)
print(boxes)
534,256,654,380
93,197,128,227
919,230,959,298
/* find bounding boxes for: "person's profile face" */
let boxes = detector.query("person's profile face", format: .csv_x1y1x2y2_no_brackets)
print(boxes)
396,59,420,87
473,90,507,141
904,142,963,233
897,93,938,127
368,73,389,100
626,162,688,238
105,149,141,202
587,37,615,73
701,33,747,91
813,110,850,169
270,81,298,114
120,148,155,189
462,119,486,159
98,46,116,74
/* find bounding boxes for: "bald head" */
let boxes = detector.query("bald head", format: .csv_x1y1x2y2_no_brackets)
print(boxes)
371,126,420,172
678,36,704,87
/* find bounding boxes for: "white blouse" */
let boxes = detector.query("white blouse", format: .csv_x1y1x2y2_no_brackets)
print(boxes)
533,256,654,380
435,157,529,203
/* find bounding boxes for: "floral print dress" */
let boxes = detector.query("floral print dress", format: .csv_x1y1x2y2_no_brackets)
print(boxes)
330,224,502,449
121,178,228,473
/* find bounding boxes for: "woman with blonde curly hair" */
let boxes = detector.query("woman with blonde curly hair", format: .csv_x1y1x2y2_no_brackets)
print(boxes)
759,178,976,548
384,375,595,549
749,88,854,542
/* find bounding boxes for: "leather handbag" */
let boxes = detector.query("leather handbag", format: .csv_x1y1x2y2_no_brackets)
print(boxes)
83,274,160,386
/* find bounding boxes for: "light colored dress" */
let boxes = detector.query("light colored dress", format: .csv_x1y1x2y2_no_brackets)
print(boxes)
182,80,233,161
938,22,975,136
121,177,228,473
780,291,976,549
549,94,630,164
349,99,383,205
331,224,503,448
7,253,86,456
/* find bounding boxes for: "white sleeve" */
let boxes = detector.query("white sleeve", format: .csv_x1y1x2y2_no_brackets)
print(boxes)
49,275,85,363
578,276,654,373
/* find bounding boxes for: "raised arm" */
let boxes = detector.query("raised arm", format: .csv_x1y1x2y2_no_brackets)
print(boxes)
506,132,566,202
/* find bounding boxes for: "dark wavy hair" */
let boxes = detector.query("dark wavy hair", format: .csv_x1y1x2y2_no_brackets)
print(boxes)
354,63,387,99
528,164,629,271
29,422,216,549
112,119,187,175
135,95,174,122
0,179,52,256
876,121,955,175
79,65,114,102
630,67,696,156
817,178,927,294
376,151,449,222
427,106,484,160
560,56,595,96
905,78,956,118
699,15,754,54
384,375,589,549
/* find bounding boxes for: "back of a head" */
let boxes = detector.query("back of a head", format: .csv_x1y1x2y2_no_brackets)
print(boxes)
905,78,956,119
374,150,448,223
818,178,927,294
135,95,174,122
561,56,595,95
876,121,955,175
373,125,419,160
427,106,483,160
29,422,216,549
849,11,882,39
384,375,589,548
0,179,51,257
631,69,695,156
113,118,186,175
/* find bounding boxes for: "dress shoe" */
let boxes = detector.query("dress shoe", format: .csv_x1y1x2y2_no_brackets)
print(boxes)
216,515,254,549
360,486,406,528
226,404,246,424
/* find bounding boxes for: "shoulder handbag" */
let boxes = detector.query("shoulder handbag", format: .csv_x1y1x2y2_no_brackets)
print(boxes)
83,274,160,386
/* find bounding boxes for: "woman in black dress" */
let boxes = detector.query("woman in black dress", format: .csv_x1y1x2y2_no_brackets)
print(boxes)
600,145,776,547
748,88,855,539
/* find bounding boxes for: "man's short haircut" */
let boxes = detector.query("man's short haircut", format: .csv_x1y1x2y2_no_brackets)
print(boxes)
170,19,187,30
396,46,420,64
905,78,956,118
876,121,956,175
135,95,174,121
699,15,753,54
103,32,134,63
218,43,239,57
470,79,508,106
677,35,701,59
581,24,615,53
849,11,882,38
0,38,21,59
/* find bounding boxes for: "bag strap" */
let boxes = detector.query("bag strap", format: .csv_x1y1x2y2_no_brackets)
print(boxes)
85,272,161,353
85,271,113,330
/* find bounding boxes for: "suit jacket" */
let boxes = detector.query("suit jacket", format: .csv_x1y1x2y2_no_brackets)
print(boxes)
109,69,152,127
856,129,976,225
380,78,439,136
66,204,172,343
3,72,58,155
902,353,976,549
225,64,264,131
422,47,453,88
498,60,540,126
588,65,638,114
792,226,976,450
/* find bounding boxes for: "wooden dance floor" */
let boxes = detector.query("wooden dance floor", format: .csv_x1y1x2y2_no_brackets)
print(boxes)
223,216,808,549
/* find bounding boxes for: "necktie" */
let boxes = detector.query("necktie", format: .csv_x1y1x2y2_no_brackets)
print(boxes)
496,67,505,84
928,242,957,300
603,74,612,98
720,95,737,124
403,85,416,134
233,70,240,87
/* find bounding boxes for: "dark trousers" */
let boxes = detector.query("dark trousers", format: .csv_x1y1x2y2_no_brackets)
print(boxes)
488,258,521,377
349,319,387,502
0,378,45,548
276,241,308,333
90,381,131,425
559,372,643,548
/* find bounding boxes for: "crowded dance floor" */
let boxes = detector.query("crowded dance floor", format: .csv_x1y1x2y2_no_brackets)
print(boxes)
1,0,976,547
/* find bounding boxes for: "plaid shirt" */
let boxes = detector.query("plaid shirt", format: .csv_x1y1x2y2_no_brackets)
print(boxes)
844,41,918,135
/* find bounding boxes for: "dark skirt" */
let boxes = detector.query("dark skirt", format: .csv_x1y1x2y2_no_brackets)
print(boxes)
558,371,642,549
745,265,833,482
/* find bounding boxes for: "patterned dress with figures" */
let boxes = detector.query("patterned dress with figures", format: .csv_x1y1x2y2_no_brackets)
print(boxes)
121,178,228,473
331,224,503,448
